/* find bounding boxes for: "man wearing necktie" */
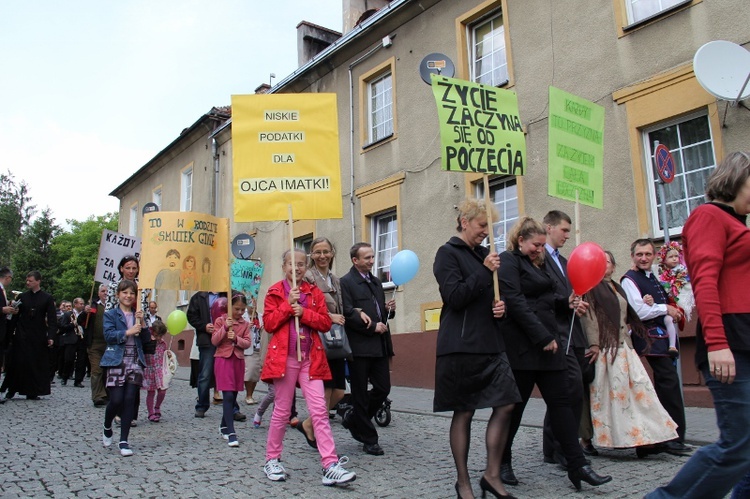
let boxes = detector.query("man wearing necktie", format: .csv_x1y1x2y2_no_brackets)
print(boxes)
621,238,689,456
540,211,592,467
340,242,396,456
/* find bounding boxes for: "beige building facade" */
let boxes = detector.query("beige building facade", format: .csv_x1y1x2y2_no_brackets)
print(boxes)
111,0,750,403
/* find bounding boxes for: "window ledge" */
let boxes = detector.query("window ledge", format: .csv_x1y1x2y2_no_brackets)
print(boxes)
362,133,395,151
622,0,693,32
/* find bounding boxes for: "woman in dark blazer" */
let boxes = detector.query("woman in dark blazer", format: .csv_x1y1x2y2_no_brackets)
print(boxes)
497,217,611,491
433,199,521,499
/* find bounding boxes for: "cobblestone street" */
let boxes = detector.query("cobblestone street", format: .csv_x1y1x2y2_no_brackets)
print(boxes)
0,371,701,498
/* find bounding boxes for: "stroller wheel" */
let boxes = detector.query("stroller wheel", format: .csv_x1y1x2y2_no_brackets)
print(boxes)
375,405,391,427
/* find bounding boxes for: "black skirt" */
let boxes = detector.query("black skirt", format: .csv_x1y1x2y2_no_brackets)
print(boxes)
433,352,521,412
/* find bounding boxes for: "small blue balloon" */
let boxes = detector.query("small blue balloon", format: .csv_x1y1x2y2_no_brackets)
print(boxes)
390,250,420,286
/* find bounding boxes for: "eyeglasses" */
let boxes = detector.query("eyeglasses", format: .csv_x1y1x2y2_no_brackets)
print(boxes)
311,250,332,257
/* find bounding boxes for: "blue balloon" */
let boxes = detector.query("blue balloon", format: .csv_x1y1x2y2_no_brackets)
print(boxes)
390,250,420,286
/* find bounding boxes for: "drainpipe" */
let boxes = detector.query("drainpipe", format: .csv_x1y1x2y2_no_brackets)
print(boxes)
348,35,394,244
211,138,219,217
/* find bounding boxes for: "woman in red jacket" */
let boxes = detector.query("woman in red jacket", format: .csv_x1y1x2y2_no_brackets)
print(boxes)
262,248,356,487
647,151,750,499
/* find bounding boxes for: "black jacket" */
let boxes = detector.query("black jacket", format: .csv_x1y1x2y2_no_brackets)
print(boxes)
497,249,568,371
433,236,505,356
543,249,587,350
0,286,8,347
340,266,394,358
187,292,212,348
57,311,80,346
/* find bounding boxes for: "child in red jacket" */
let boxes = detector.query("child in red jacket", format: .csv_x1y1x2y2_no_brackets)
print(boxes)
261,248,355,487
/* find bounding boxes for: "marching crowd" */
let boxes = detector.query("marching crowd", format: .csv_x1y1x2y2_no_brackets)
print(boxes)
1,151,749,498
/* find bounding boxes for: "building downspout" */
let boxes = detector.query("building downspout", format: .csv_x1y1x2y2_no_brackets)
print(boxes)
211,138,219,217
348,35,393,244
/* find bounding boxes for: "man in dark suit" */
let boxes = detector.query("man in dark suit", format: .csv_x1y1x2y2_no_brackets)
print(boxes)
541,210,592,466
340,242,395,456
0,266,15,403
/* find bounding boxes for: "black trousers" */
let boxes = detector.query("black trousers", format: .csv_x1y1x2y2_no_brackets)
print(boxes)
348,356,390,445
504,368,587,470
647,355,686,441
61,341,87,383
543,346,585,458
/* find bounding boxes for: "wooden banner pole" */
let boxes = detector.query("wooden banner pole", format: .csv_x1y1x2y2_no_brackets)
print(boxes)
288,205,301,362
483,175,501,302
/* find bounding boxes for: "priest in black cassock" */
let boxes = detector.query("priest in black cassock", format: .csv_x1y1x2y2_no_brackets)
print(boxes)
1,271,57,400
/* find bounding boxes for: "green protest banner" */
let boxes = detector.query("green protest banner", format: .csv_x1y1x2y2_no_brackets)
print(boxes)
548,86,604,209
431,74,526,175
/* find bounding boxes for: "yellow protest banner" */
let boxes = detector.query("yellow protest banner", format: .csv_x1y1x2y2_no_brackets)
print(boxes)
231,93,343,221
138,211,229,292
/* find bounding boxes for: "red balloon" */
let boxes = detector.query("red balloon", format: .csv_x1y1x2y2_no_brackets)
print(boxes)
210,297,228,322
567,242,607,296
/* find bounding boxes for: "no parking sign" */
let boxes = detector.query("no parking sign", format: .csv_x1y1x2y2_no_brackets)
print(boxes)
654,144,676,184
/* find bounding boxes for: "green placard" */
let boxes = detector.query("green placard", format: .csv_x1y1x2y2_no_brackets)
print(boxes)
548,86,604,209
431,74,526,175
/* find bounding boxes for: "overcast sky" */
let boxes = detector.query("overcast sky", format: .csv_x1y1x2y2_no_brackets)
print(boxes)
0,1,341,226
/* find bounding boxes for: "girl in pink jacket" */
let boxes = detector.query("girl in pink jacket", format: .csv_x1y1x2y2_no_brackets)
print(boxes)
212,293,251,448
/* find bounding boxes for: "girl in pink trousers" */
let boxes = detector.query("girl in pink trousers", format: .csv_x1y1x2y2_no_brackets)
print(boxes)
261,248,356,487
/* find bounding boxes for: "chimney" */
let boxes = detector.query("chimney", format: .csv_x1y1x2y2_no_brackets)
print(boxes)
342,0,390,34
296,21,342,67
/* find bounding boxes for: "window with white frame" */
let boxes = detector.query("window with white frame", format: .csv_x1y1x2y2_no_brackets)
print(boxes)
624,0,690,26
181,167,193,211
372,211,397,285
152,188,162,209
469,11,508,87
643,112,715,236
368,72,393,144
129,205,138,236
476,177,519,250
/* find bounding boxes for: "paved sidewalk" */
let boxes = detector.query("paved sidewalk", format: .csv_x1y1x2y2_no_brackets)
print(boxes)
0,368,724,498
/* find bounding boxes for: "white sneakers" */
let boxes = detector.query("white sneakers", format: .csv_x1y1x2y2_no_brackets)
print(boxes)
264,459,286,481
322,456,356,486
119,442,133,457
264,456,356,486
245,396,256,405
102,427,112,447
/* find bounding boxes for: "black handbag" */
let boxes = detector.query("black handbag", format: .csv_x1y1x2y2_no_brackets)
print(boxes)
318,324,352,360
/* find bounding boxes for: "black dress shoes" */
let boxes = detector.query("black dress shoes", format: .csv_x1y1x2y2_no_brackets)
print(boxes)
636,444,665,458
363,443,384,455
500,462,519,486
581,443,599,456
664,441,692,456
567,464,612,490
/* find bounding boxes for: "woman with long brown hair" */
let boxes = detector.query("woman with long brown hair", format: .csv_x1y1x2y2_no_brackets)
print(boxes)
582,250,677,455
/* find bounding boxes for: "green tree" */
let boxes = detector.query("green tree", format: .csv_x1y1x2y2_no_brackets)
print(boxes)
52,213,118,303
0,172,35,266
11,208,62,297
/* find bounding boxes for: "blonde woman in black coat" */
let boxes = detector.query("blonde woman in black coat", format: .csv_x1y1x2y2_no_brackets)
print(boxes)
433,199,521,499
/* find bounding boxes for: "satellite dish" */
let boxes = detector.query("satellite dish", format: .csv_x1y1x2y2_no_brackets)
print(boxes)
419,53,455,85
231,233,255,260
693,40,750,102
